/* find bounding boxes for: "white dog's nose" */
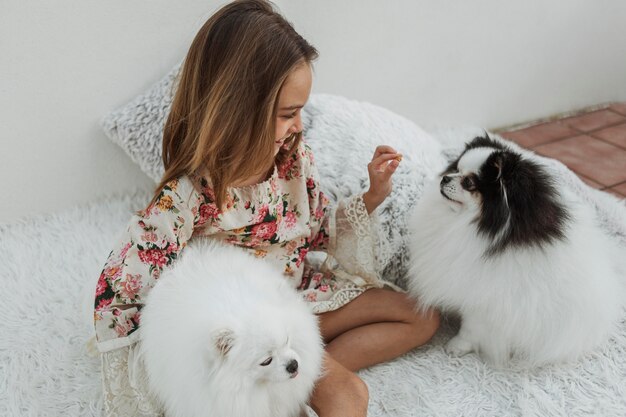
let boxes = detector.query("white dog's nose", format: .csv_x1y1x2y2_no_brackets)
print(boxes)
286,359,298,374
441,175,452,185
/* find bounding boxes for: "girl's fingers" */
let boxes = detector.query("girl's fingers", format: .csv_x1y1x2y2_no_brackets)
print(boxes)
373,145,397,159
382,159,400,178
370,152,402,172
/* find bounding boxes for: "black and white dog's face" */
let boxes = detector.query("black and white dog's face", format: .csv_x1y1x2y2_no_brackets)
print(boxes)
440,135,570,256
440,146,501,212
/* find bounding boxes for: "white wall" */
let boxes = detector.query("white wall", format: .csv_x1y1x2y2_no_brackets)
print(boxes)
278,0,626,130
1,0,227,223
2,0,626,223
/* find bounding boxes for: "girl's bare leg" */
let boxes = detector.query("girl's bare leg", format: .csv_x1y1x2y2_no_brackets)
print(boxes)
318,288,440,371
309,354,369,417
309,288,440,416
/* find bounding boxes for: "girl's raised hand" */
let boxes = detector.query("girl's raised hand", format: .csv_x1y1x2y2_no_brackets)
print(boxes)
362,145,402,214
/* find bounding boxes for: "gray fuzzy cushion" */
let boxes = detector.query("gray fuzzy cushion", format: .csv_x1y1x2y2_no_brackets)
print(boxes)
100,69,446,285
101,64,181,182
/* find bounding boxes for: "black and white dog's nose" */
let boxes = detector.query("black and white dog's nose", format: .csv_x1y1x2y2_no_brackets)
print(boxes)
286,359,299,374
441,175,452,185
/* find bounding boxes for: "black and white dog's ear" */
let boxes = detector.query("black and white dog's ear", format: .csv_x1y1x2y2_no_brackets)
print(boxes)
492,152,505,180
441,132,506,176
491,149,523,182
212,328,235,357
466,133,507,151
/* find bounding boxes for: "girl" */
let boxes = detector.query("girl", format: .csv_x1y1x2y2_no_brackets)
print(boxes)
94,1,440,416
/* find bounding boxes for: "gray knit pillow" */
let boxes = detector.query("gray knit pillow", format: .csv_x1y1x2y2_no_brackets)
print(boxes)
100,64,444,185
101,63,181,182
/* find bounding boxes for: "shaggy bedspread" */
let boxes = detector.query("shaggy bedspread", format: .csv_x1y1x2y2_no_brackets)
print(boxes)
1,96,626,416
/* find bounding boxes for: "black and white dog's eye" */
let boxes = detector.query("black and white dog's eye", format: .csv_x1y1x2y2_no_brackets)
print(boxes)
260,357,273,366
461,176,476,191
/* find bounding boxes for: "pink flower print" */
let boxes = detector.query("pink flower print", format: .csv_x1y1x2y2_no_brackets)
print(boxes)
255,204,269,223
119,242,132,259
96,297,113,311
306,178,315,190
95,274,108,297
278,158,295,179
311,272,323,287
319,284,329,292
138,220,146,229
104,265,122,282
252,221,277,240
311,231,328,249
199,203,220,222
166,243,179,254
314,206,326,221
138,248,168,267
119,273,142,300
141,231,158,243
284,211,297,229
295,247,309,267
304,292,318,302
244,201,251,210
114,319,134,337
225,193,236,211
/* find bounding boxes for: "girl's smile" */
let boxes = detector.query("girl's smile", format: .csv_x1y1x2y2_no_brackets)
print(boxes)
274,63,312,155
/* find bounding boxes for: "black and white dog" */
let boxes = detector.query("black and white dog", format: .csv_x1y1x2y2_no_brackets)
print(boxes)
407,135,624,366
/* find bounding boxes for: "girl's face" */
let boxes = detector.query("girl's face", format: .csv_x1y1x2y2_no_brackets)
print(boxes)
274,63,312,155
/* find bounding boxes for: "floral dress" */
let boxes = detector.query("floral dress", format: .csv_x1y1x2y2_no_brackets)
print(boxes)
95,140,394,416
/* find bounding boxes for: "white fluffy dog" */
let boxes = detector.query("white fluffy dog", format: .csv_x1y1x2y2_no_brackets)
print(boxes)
407,135,625,366
140,239,324,417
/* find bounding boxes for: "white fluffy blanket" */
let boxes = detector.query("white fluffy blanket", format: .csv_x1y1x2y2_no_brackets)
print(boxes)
2,102,626,416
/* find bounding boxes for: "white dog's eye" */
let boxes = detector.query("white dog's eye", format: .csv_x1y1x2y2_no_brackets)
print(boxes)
260,357,273,366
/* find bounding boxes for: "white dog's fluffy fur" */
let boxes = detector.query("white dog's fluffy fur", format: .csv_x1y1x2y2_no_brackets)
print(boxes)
140,239,324,417
407,136,625,366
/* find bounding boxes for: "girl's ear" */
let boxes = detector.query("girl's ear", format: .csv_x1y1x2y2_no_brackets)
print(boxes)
212,328,235,357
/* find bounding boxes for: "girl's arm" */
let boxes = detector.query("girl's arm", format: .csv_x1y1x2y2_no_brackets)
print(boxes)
305,144,398,285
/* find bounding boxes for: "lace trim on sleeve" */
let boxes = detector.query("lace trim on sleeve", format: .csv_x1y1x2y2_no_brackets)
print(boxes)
325,194,393,286
101,343,163,417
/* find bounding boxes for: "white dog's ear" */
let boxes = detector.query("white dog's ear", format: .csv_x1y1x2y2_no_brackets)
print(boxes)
212,329,235,357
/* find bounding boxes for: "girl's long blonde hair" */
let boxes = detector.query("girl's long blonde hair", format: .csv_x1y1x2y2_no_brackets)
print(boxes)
154,0,318,210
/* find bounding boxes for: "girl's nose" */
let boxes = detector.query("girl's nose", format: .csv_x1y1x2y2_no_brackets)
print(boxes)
290,114,303,134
